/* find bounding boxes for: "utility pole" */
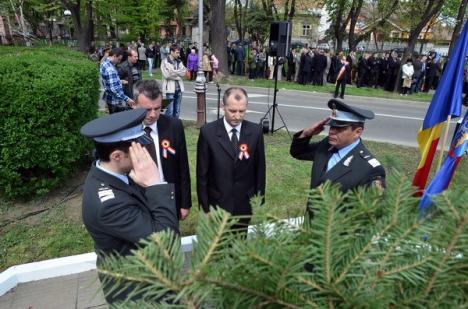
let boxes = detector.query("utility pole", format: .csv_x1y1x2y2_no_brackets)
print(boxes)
194,0,206,128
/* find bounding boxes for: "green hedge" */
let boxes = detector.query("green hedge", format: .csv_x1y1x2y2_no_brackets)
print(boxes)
0,47,99,199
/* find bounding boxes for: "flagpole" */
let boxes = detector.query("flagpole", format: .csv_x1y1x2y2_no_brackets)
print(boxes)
436,115,452,171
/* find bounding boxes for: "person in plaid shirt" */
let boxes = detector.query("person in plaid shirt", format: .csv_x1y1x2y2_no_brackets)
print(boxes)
100,48,135,114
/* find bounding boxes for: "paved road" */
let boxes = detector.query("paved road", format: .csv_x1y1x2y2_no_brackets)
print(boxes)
177,83,455,147
98,81,454,147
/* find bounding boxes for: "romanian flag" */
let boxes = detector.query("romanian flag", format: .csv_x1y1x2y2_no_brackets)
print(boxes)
412,20,468,193
419,110,468,213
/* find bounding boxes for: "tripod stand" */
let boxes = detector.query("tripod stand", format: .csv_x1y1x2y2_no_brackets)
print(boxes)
261,56,290,136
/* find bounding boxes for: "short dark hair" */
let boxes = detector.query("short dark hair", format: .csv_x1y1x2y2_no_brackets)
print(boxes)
109,47,124,57
222,87,248,105
350,122,364,130
94,141,131,162
133,80,163,102
170,44,180,52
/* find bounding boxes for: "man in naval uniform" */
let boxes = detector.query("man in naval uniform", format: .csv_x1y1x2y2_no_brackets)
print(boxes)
80,109,178,304
290,98,385,213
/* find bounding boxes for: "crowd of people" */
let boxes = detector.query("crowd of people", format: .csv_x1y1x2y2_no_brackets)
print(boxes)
240,46,445,96
91,39,449,99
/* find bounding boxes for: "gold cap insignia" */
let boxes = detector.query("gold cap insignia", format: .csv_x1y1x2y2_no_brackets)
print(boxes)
331,102,337,117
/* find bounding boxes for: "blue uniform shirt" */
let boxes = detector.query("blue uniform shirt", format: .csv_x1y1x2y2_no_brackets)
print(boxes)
327,138,360,172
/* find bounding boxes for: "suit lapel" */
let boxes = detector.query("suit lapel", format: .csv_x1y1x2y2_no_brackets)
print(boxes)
216,119,236,159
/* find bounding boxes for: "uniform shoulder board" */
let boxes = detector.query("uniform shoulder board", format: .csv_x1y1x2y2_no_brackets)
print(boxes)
98,185,115,203
359,150,381,168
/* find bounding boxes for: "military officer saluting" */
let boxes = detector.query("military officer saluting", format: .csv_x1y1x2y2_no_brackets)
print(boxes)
80,109,178,304
290,98,385,199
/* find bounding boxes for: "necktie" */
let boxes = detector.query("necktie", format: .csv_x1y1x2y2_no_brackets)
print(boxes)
144,127,158,166
231,128,239,152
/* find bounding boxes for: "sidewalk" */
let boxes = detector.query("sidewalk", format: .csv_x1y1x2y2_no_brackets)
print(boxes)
0,270,106,309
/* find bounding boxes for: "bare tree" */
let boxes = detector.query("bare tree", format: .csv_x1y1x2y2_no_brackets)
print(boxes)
209,0,228,75
233,0,249,42
348,0,399,51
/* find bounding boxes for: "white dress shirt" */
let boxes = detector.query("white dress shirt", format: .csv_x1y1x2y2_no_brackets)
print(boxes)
223,117,242,140
144,122,165,182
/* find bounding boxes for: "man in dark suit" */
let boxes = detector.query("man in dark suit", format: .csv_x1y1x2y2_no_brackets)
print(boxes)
290,98,385,208
80,109,179,304
196,87,266,230
334,56,351,99
132,80,192,220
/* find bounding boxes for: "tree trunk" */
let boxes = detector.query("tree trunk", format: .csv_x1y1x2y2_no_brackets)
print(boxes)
61,0,94,53
448,0,468,56
234,0,242,41
347,0,364,52
333,4,345,52
209,0,228,75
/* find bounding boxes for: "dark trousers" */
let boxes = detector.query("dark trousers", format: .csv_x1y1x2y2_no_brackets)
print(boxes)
231,61,237,74
334,80,346,99
236,61,244,75
312,70,323,85
287,65,295,81
107,103,130,114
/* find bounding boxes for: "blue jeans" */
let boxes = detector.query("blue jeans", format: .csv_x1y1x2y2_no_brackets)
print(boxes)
164,91,182,118
147,58,154,76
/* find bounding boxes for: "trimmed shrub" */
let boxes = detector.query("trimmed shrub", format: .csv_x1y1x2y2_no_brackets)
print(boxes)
0,47,99,199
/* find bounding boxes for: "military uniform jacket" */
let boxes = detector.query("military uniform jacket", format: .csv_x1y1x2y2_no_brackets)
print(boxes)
82,164,179,258
290,133,385,192
157,114,192,214
196,119,266,215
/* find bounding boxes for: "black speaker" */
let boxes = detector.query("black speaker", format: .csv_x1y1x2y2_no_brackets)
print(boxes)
269,22,291,57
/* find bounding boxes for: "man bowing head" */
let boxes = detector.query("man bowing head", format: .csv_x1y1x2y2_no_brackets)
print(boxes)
196,87,266,232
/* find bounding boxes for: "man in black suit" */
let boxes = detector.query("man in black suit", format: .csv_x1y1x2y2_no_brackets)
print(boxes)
133,80,192,220
80,109,178,304
197,87,266,230
290,98,385,208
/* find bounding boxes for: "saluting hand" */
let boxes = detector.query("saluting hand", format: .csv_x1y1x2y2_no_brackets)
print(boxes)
299,117,331,138
128,142,161,187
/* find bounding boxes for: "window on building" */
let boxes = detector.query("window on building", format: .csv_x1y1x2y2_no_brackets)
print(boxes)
302,24,311,36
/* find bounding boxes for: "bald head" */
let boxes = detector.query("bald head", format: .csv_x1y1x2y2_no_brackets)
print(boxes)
222,87,248,106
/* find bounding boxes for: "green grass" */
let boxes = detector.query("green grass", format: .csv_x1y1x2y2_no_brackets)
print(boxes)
142,70,433,102
1,121,466,271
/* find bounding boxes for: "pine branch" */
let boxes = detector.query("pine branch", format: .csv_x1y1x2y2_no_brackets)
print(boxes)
295,276,326,292
321,185,337,284
97,269,153,285
275,250,300,293
441,193,461,221
200,278,303,309
424,211,468,296
382,257,432,277
134,251,181,292
192,213,230,279
248,252,274,267
378,221,421,267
